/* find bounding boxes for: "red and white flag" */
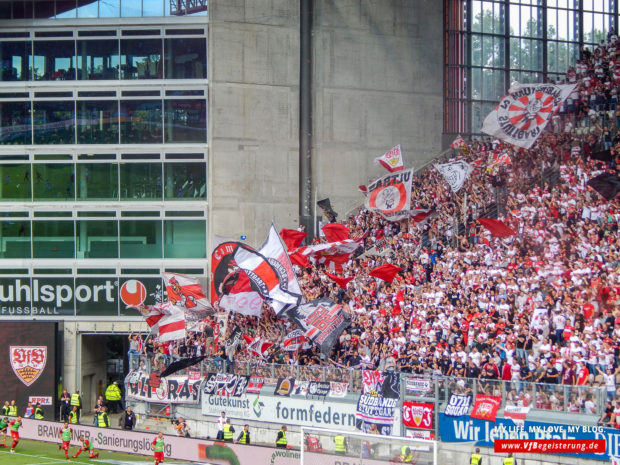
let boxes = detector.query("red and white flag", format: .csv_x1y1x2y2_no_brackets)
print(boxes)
234,246,301,315
279,228,307,252
369,263,402,283
450,135,466,149
296,239,361,272
481,82,576,149
321,223,349,242
163,273,213,313
157,306,186,342
374,145,404,173
410,209,435,226
503,405,530,423
366,169,413,221
282,329,308,352
243,335,273,358
246,377,264,394
259,224,303,299
218,271,264,317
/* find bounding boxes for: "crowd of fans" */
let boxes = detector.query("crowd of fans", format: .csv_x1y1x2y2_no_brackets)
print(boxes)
134,33,620,419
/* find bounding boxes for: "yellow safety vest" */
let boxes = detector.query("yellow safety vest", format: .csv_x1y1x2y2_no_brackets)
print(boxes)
503,458,514,465
471,453,482,465
8,405,17,416
97,412,109,428
223,424,233,441
34,408,44,420
70,393,80,407
276,430,287,446
239,430,248,444
334,435,346,452
401,445,413,462
69,410,78,424
105,385,121,401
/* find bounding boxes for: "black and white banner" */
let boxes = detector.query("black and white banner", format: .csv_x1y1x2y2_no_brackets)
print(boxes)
202,373,249,397
365,169,413,221
283,298,351,356
434,160,473,193
307,381,330,398
126,371,202,404
355,394,398,436
445,393,471,417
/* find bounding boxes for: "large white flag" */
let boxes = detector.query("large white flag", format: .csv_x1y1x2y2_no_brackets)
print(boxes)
435,160,472,192
259,224,304,299
481,82,576,149
157,306,186,342
374,145,404,173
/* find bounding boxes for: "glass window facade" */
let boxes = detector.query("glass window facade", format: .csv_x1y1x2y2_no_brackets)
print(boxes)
33,101,75,144
0,33,207,82
445,0,620,135
0,101,31,145
0,0,207,19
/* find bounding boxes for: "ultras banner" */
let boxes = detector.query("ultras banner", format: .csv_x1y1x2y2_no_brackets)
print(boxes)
355,394,398,436
19,418,299,464
126,371,202,404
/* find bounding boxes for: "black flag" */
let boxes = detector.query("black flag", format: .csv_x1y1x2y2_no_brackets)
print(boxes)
587,172,620,201
317,198,338,222
159,356,206,378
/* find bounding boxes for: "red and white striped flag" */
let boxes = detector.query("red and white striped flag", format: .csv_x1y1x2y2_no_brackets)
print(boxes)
503,405,530,423
296,239,361,272
374,145,404,173
450,135,466,149
157,306,186,342
243,335,273,358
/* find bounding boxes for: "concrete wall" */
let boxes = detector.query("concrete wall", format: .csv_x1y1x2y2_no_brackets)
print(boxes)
312,0,444,220
208,0,445,243
209,0,302,244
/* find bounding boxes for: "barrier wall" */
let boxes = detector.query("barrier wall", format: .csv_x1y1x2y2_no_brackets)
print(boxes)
20,418,300,465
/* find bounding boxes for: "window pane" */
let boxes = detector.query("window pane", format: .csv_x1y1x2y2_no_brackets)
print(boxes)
33,220,74,258
120,39,162,79
77,40,120,80
0,220,30,258
143,0,164,16
164,38,206,79
34,1,55,18
77,0,98,18
120,220,162,258
164,162,206,199
34,101,75,144
33,163,75,200
56,1,77,18
0,41,31,81
33,40,76,80
0,101,32,145
164,99,206,143
164,220,205,258
77,163,118,200
77,220,118,258
121,0,141,17
120,100,162,143
77,100,119,144
0,164,31,200
100,0,120,17
13,1,34,19
119,163,162,200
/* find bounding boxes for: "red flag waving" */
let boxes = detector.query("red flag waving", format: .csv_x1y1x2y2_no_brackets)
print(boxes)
470,394,501,422
369,263,402,283
326,273,354,289
279,229,307,251
322,223,350,242
289,252,311,268
477,218,517,237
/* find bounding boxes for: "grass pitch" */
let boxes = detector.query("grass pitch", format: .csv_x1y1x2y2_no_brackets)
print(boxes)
0,438,197,464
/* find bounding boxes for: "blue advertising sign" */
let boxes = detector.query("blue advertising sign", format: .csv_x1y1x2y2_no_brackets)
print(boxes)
439,413,620,461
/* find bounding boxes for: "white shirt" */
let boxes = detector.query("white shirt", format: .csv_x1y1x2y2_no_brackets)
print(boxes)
217,415,227,431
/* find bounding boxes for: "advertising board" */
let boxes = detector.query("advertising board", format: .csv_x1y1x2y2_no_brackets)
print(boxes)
20,418,299,464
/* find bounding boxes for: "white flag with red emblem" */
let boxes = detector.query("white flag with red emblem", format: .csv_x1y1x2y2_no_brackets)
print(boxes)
481,83,576,149
157,306,186,342
163,273,213,313
450,135,466,149
374,145,404,173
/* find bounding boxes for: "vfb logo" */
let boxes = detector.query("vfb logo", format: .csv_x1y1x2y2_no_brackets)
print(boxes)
10,346,47,386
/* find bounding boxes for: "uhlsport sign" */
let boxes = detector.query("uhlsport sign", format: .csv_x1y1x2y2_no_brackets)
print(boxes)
202,393,360,431
20,418,299,464
439,413,620,461
0,277,162,316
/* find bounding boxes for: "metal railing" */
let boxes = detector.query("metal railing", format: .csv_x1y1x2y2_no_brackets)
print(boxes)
129,354,606,417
